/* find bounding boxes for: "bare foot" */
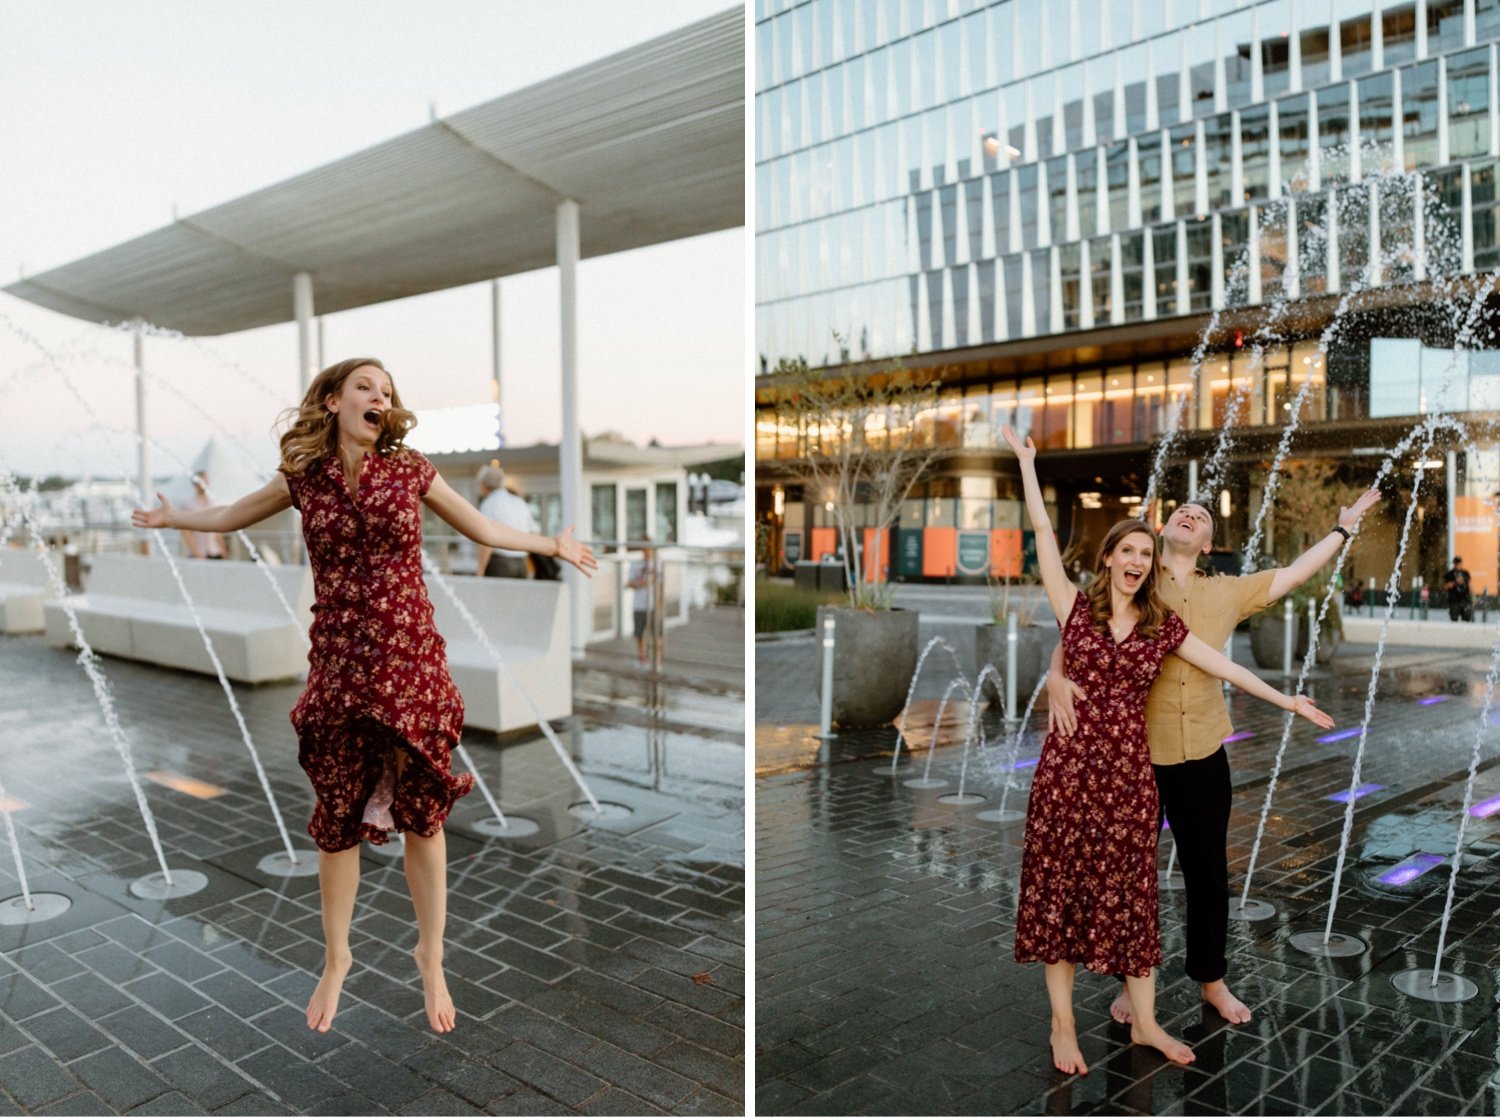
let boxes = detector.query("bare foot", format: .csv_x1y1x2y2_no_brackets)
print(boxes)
1130,1022,1195,1065
1050,1025,1089,1075
1110,990,1133,1025
1202,980,1252,1024
414,947,456,1033
306,952,352,1033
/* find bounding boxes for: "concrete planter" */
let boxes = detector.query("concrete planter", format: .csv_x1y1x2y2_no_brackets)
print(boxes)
1250,611,1340,669
975,623,1048,706
813,606,919,728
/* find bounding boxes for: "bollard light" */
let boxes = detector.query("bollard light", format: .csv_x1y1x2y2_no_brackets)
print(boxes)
1004,612,1018,722
817,614,836,740
1283,597,1294,676
1307,597,1317,668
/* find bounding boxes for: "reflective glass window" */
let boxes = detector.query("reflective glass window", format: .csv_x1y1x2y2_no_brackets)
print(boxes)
991,171,1013,251
1032,72,1057,159
1138,133,1163,224
952,266,971,348
1338,1,1373,79
1079,3,1100,58
1187,22,1217,117
1480,0,1500,43
1297,191,1329,295
1120,232,1145,321
941,19,964,105
1094,64,1117,145
1017,377,1045,440
1123,42,1149,134
1076,150,1100,236
1381,3,1418,69
1318,83,1352,185
1222,10,1255,108
1030,248,1052,332
1109,0,1134,46
1171,123,1199,217
1427,0,1465,53
1448,47,1491,162
1153,221,1179,312
1060,242,1084,328
1278,94,1311,191
1402,60,1440,171
1074,372,1103,448
1204,113,1234,209
1004,252,1026,337
1377,176,1416,283
892,38,914,119
1040,375,1073,448
1169,357,1200,430
1259,202,1289,300
1240,105,1272,202
1423,166,1464,279
1259,0,1293,101
940,184,960,269
1358,70,1396,155
1154,33,1182,127
1473,161,1500,269
915,28,938,112
1134,361,1167,437
965,179,985,263
1103,367,1136,442
1048,156,1070,243
1336,182,1369,288
1090,235,1113,322
1300,27,1332,91
1107,141,1131,230
1221,209,1250,304
1061,65,1087,152
977,259,998,343
1185,219,1214,311
963,11,989,92
1017,163,1040,247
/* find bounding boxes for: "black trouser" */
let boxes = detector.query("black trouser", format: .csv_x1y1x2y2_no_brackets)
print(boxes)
1152,747,1233,984
1450,599,1472,622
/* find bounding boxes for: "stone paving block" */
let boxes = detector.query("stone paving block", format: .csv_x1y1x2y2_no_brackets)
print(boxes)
320,1042,433,1109
125,972,216,1021
487,1041,609,1108
68,1045,172,1112
400,1044,520,1109
0,1046,81,1110
125,1090,208,1115
30,1093,111,1117
147,1047,257,1112
390,1089,482,1116
211,1093,297,1116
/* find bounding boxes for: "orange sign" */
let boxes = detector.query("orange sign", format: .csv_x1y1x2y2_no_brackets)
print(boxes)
1453,496,1498,597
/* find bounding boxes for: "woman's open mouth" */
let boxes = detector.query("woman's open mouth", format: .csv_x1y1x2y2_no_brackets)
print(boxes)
363,410,382,429
1121,569,1144,587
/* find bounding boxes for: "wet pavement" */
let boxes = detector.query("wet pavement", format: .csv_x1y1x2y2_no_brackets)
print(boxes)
0,631,744,1115
756,628,1500,1115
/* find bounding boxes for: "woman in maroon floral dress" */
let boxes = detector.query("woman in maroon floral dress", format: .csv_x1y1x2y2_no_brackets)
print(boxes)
999,426,1331,1076
134,357,596,1036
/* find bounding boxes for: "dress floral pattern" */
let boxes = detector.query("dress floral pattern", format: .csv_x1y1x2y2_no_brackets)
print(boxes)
285,450,473,852
1014,592,1188,977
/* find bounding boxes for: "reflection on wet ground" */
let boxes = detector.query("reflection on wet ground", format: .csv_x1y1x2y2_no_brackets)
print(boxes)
0,633,743,1115
756,639,1500,1116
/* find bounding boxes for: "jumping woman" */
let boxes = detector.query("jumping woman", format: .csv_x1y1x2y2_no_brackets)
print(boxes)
1000,425,1332,1075
132,357,597,1034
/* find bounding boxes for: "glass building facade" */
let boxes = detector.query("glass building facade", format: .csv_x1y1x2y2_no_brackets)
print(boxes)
756,0,1500,585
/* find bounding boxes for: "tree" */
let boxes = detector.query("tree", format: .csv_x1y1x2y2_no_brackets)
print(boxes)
768,354,945,608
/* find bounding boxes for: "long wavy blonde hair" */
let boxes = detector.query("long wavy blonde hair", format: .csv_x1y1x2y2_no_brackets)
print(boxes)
276,357,417,476
1084,519,1171,640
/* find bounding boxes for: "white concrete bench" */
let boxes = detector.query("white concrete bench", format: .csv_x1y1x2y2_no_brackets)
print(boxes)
43,554,313,684
0,550,59,634
428,575,572,734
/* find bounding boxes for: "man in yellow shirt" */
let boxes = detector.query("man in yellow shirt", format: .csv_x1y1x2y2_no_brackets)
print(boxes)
1047,488,1379,1023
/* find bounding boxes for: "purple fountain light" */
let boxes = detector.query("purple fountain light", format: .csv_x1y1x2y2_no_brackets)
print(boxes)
1222,731,1256,744
1469,794,1500,819
1416,696,1449,706
1318,728,1364,744
1376,853,1445,886
1327,783,1384,804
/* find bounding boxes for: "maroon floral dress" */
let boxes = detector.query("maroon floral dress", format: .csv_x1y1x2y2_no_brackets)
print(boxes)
284,450,473,853
1014,592,1188,977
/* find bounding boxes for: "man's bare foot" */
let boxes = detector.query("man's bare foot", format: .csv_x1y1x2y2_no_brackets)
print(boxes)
1202,980,1252,1023
1130,1022,1195,1065
1050,1025,1089,1075
306,951,352,1033
1110,990,1133,1024
414,946,456,1033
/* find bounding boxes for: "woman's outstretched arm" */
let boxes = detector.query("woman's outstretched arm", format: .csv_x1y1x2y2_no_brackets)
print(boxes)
1173,632,1335,728
999,425,1078,621
422,473,598,576
132,475,292,534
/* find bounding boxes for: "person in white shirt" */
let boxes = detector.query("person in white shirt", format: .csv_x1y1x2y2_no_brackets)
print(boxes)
627,540,659,666
474,465,534,578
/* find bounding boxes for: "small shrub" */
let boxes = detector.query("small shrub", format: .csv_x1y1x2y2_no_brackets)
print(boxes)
755,579,838,633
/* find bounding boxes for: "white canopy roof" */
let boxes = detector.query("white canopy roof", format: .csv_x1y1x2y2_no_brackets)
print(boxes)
3,8,743,336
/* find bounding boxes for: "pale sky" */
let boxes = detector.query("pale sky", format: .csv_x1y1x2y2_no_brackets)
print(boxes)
0,1,746,480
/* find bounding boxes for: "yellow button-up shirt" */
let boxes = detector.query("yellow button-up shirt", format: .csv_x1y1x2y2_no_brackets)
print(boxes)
1146,566,1277,765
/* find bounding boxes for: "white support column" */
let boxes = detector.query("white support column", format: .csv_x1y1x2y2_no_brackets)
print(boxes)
1231,110,1245,203
1142,227,1158,319
491,279,504,447
1268,100,1282,198
294,271,315,395
1418,0,1430,57
1447,449,1459,570
1210,212,1225,310
1462,167,1475,273
1176,219,1191,316
1285,193,1302,299
557,199,586,659
316,317,325,371
133,326,149,510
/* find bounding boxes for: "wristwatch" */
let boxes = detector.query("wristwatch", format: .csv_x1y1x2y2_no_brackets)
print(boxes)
1332,525,1351,541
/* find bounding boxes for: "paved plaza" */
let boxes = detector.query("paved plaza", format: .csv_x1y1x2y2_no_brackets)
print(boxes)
0,616,745,1116
757,609,1500,1116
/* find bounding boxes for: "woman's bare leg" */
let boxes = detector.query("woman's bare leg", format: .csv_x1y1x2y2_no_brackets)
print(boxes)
1123,971,1194,1064
307,844,361,1032
403,826,456,1032
1045,962,1088,1074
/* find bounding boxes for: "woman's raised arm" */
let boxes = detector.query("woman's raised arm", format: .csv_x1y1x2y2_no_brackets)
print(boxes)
1000,425,1077,621
132,474,293,534
422,472,598,576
